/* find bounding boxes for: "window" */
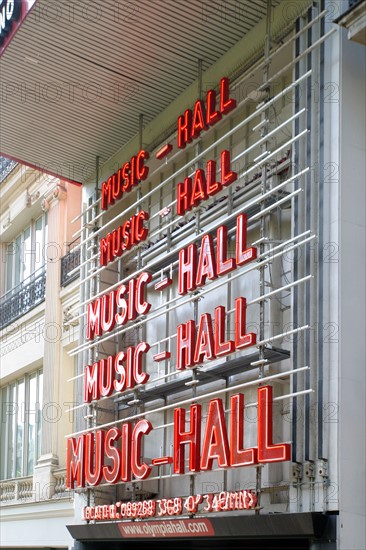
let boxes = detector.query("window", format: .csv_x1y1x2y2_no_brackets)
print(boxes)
5,214,48,294
0,370,43,480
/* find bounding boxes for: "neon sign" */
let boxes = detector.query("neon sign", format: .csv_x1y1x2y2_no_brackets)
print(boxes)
66,76,291,503
66,386,290,488
82,489,258,521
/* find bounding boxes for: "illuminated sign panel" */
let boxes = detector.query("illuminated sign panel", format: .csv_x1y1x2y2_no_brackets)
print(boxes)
0,1,37,57
67,76,294,521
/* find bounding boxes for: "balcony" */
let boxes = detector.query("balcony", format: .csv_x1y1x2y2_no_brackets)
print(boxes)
0,268,46,330
0,157,17,184
0,469,69,505
0,477,33,503
60,239,80,287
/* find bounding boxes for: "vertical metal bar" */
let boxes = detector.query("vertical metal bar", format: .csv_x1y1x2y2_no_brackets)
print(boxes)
3,386,9,479
86,196,93,512
198,58,203,99
308,3,323,511
317,0,325,461
12,384,16,479
256,0,272,515
189,58,204,500
76,187,88,515
292,15,301,467
135,114,145,502
165,164,175,380
87,155,101,510
305,6,312,465
23,376,29,477
139,114,144,150
95,156,100,201
137,115,144,272
162,398,167,497
223,379,229,492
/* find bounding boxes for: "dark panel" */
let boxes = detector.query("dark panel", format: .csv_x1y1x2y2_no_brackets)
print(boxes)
67,512,329,542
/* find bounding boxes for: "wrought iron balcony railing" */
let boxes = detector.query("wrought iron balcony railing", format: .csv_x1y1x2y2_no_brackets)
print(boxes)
0,157,17,184
60,242,80,287
0,267,46,330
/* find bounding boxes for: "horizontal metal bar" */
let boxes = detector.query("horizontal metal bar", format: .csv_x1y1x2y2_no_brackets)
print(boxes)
66,366,310,437
248,275,312,305
257,229,311,259
68,232,315,357
67,367,181,406
146,125,307,244
68,387,313,434
67,284,310,383
69,9,326,225
70,153,292,280
251,187,302,219
71,70,312,256
66,166,310,316
78,422,306,489
256,324,310,347
70,124,307,276
265,28,337,89
68,233,315,358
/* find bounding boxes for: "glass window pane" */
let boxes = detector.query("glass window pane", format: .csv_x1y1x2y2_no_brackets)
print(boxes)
7,384,16,479
6,244,14,292
0,388,7,479
1,371,43,480
37,372,43,461
35,217,44,273
23,226,32,281
27,375,37,475
44,214,48,273
14,235,22,287
15,380,25,477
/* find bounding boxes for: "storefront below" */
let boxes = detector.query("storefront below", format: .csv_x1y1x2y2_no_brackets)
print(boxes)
68,512,337,550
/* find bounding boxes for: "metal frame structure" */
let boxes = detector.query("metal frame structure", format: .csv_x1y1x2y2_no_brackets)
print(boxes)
65,3,332,519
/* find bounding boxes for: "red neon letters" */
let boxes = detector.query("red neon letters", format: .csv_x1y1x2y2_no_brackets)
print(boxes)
176,150,237,216
66,73,292,497
101,150,149,211
66,386,290,488
177,77,236,149
176,297,256,370
99,210,149,266
173,387,290,474
82,489,257,521
86,273,151,341
84,342,150,402
257,385,291,462
66,420,150,488
178,214,256,295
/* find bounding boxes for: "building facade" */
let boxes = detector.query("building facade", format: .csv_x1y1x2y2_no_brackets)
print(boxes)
0,159,82,548
0,1,365,549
